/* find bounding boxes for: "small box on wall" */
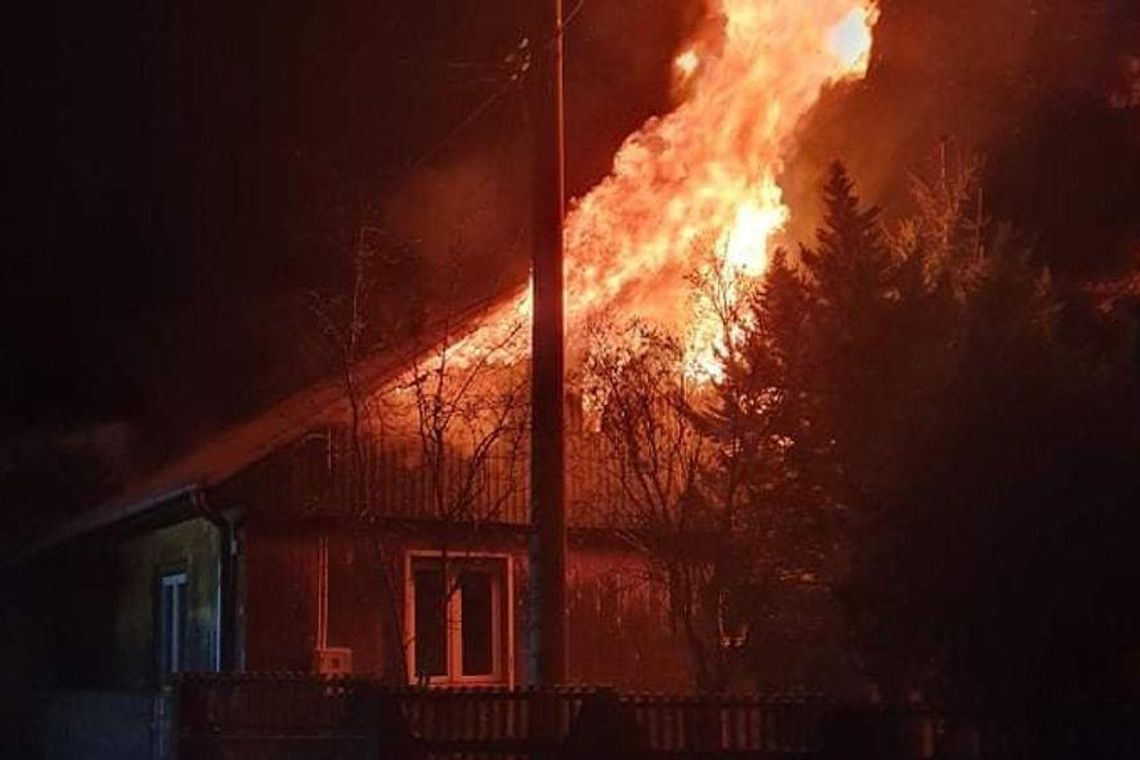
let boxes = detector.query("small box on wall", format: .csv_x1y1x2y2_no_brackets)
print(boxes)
313,647,353,674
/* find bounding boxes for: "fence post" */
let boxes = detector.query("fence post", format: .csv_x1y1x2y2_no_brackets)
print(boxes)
564,690,645,760
174,675,223,760
528,689,558,754
821,704,881,760
824,704,940,760
153,685,175,760
352,684,420,760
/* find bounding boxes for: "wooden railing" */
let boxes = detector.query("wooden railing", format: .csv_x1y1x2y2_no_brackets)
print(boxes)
172,673,1140,759
284,427,632,529
173,673,927,759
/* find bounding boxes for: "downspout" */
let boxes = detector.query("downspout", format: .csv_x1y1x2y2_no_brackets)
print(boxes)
193,491,242,671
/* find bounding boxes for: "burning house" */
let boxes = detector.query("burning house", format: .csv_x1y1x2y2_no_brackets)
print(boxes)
16,1,880,755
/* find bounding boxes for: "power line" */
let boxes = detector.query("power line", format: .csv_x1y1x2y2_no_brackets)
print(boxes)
405,1,587,171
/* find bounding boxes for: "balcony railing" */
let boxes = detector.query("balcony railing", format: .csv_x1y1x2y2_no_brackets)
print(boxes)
282,427,633,529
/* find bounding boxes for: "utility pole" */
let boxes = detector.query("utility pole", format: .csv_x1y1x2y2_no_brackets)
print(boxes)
527,0,567,687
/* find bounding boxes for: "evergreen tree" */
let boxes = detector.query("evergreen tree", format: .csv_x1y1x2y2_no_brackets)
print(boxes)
684,158,1140,700
715,159,1140,701
706,163,935,689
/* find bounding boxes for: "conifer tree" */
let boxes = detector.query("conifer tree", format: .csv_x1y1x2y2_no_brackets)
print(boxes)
714,161,962,691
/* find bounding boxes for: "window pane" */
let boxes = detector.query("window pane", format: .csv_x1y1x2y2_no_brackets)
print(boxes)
158,573,186,678
414,568,446,677
460,571,494,676
170,581,181,674
160,583,174,675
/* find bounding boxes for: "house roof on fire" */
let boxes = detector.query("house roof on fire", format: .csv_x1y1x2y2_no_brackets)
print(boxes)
17,293,518,561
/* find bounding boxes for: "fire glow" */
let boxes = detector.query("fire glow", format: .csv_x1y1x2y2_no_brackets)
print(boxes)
442,0,879,376
674,48,701,82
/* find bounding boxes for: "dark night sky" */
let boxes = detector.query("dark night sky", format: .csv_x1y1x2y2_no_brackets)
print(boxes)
1,1,692,457
2,0,1138,479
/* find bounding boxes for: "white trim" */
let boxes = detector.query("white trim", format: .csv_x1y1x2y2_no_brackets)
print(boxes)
160,571,188,676
316,537,330,650
505,556,515,687
403,549,514,687
213,558,222,671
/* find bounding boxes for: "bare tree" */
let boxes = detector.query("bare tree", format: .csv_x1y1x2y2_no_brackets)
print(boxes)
579,246,833,692
582,314,755,692
304,199,426,682
389,303,529,684
306,210,425,511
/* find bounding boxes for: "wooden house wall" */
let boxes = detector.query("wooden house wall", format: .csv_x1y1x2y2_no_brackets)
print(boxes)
218,423,694,689
325,534,390,674
113,517,221,689
243,530,319,671
210,423,631,529
566,547,692,691
242,524,693,689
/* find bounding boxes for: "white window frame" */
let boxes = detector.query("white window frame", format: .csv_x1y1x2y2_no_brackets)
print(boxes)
158,571,188,677
403,550,514,687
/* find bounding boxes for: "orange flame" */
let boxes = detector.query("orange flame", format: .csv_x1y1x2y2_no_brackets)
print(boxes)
440,1,878,376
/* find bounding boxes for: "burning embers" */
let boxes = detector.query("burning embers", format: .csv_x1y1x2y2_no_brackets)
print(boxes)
442,0,879,377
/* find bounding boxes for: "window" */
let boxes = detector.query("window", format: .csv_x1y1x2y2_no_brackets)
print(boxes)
157,571,188,678
407,555,510,685
413,565,446,678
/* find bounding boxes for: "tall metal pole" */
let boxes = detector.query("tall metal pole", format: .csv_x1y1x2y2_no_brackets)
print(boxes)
527,0,567,687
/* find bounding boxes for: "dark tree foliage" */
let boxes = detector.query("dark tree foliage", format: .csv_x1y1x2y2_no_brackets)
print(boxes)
722,160,1140,703
854,239,1140,704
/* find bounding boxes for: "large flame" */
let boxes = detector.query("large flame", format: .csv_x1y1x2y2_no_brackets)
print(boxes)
442,0,878,375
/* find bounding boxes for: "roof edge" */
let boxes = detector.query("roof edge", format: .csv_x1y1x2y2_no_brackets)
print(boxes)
11,483,200,564
12,287,525,563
